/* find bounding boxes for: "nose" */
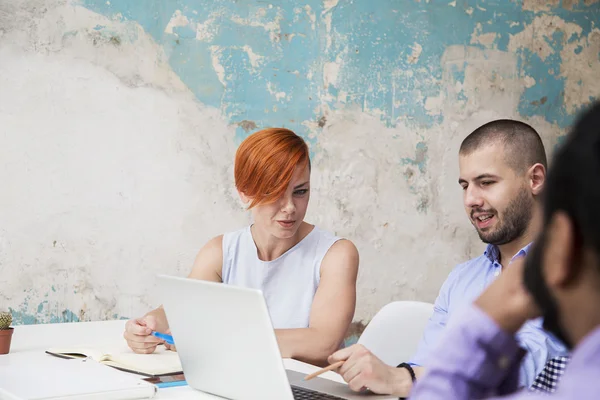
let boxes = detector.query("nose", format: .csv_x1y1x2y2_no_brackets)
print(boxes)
280,193,296,215
464,186,484,210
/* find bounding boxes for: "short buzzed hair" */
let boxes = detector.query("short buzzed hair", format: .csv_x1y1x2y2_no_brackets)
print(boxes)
460,119,548,173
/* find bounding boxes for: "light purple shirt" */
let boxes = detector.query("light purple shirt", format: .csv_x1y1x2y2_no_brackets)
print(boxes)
410,304,600,399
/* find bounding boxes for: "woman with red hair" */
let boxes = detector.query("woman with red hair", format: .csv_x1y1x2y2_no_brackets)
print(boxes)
124,128,359,366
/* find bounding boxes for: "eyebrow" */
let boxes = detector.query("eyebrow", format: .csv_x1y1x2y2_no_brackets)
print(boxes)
294,181,309,189
458,174,500,185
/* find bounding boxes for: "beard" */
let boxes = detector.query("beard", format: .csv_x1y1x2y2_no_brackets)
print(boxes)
473,187,534,245
523,231,573,349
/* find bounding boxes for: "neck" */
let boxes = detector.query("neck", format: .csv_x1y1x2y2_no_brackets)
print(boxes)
498,203,542,267
250,222,310,261
564,262,600,346
569,300,600,347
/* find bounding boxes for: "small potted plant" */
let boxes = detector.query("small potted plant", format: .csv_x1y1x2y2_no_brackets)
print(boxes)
0,310,13,354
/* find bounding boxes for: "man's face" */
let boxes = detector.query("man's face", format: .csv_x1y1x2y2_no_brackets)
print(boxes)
459,143,535,245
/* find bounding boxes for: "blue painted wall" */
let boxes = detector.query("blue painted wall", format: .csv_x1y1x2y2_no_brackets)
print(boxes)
3,0,599,325
80,0,599,144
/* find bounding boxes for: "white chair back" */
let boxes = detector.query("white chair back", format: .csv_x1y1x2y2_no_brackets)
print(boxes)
357,301,433,366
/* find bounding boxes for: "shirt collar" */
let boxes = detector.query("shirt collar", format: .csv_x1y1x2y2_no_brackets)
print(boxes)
484,242,533,264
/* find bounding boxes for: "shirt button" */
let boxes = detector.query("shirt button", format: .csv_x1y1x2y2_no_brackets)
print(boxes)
498,355,510,369
494,270,500,277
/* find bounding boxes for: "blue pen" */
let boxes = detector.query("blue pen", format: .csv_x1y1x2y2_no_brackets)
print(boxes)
151,331,175,345
155,380,188,389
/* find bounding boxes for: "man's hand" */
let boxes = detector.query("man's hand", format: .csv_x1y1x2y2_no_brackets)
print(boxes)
475,256,541,334
327,344,412,396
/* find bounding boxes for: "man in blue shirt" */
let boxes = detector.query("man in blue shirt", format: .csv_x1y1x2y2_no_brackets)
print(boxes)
329,120,567,397
410,101,600,400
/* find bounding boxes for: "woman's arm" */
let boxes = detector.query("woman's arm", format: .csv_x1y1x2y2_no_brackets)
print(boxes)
275,239,359,366
124,236,224,352
187,235,224,282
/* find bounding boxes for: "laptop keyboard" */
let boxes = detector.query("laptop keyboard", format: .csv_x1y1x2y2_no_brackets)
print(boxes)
291,386,347,400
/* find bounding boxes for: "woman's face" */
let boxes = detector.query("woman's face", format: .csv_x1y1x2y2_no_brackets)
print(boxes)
241,163,310,240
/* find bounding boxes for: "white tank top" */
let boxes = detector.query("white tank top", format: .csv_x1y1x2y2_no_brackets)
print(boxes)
221,225,342,329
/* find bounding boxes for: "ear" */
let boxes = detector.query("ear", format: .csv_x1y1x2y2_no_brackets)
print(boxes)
544,211,579,290
528,163,546,196
237,190,251,205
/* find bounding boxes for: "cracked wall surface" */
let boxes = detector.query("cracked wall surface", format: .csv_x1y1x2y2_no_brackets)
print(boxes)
1,0,598,326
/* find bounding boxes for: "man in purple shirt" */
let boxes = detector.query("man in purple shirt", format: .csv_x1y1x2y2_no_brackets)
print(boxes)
410,101,600,399
328,120,566,396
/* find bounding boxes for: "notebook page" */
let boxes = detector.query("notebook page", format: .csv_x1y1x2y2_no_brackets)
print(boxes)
105,345,183,376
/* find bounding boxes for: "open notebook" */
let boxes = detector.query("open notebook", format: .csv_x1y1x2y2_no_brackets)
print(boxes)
46,343,183,377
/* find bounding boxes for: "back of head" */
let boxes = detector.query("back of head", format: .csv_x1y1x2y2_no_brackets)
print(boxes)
234,128,309,209
543,102,600,266
460,119,547,173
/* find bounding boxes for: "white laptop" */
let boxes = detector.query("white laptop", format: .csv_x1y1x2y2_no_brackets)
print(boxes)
157,275,396,400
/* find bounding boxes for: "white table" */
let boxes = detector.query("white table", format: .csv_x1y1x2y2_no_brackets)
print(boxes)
5,320,345,399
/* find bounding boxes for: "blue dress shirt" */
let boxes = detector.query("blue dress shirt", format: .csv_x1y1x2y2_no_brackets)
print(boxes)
410,243,567,387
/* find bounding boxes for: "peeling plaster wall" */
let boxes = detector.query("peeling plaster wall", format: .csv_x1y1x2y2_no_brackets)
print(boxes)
1,0,599,327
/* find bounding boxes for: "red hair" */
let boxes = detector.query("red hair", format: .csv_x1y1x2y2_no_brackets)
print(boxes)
234,128,309,209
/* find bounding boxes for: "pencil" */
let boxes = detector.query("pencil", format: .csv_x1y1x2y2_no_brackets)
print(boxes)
304,361,345,381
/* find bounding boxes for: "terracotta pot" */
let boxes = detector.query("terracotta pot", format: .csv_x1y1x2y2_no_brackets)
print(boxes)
0,328,14,354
